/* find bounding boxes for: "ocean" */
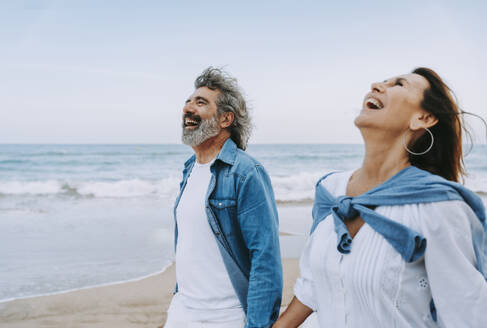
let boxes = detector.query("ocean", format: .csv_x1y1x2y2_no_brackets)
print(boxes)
1,144,486,302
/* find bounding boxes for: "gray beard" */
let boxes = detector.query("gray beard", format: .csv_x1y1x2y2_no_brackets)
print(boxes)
181,115,220,147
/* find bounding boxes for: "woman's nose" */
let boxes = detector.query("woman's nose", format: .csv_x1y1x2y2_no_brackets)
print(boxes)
371,82,385,93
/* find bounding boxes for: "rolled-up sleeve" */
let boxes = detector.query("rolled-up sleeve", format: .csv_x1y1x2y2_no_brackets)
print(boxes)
419,200,487,327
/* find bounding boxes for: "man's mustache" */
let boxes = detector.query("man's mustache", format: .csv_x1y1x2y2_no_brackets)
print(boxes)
183,113,202,125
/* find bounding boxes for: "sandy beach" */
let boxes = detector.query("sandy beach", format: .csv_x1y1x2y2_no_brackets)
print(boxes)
0,258,301,328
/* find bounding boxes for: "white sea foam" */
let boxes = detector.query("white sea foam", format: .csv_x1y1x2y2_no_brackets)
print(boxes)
76,178,180,198
0,180,62,195
1,170,486,202
0,172,326,202
0,177,181,199
271,171,325,203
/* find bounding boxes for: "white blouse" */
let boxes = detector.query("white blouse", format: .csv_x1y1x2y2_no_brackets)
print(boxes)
294,170,487,328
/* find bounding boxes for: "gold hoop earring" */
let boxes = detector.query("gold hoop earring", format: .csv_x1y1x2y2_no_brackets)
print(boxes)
403,127,434,156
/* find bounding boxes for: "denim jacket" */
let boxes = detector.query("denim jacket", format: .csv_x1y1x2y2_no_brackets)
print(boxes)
173,138,283,328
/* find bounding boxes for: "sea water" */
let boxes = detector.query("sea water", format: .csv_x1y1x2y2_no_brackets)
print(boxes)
1,144,486,302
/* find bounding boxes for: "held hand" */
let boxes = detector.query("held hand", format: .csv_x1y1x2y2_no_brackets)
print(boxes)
273,296,313,328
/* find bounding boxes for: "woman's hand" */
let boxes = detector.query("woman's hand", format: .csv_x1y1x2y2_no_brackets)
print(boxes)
273,296,313,328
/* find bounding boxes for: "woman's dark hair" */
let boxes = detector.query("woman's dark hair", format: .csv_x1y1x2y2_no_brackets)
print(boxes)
409,67,469,182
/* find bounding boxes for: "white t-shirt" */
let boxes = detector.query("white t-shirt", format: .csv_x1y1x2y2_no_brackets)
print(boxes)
174,160,244,322
294,170,487,328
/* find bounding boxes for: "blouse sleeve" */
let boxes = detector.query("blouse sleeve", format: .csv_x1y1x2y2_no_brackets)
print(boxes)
419,200,487,327
293,235,318,311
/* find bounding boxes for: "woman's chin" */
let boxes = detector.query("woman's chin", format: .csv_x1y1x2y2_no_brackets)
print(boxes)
354,114,373,128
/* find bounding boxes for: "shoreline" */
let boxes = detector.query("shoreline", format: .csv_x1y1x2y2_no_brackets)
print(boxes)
0,259,301,328
0,231,304,305
0,261,174,305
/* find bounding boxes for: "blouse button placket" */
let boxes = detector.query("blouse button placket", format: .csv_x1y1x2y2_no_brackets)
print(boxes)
338,253,349,326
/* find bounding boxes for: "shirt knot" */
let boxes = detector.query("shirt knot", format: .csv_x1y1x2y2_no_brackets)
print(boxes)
334,196,358,221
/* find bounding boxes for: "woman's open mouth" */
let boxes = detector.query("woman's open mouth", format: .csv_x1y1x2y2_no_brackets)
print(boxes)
364,97,384,110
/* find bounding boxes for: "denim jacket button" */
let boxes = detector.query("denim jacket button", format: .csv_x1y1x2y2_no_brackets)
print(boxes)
219,202,222,206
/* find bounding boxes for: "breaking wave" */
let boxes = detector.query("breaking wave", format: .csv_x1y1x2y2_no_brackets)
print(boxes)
0,178,181,199
1,171,485,202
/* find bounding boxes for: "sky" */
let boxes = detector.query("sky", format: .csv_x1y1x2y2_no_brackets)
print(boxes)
1,0,486,144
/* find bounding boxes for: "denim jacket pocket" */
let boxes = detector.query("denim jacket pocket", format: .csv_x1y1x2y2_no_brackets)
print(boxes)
209,198,238,237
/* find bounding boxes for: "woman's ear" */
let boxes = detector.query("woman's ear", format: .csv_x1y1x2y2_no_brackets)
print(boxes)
220,112,235,129
409,111,439,131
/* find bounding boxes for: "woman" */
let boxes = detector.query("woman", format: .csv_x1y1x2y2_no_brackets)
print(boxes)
274,68,487,327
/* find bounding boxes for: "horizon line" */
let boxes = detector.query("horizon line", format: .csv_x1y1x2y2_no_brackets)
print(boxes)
0,142,366,146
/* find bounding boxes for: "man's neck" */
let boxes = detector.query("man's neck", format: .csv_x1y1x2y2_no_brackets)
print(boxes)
192,132,230,164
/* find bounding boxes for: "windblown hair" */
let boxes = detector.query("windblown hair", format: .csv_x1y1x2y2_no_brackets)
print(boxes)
194,67,252,150
409,67,470,182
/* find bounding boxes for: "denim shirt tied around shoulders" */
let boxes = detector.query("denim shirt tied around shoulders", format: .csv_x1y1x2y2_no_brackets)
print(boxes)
311,165,487,322
173,138,283,328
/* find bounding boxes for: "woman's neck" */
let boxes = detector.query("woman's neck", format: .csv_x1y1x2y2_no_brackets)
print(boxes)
362,141,410,180
349,135,410,195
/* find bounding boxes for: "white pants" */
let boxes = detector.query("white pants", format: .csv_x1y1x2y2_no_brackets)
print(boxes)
164,294,246,328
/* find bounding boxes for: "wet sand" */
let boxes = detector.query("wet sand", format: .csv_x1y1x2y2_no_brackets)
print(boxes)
0,259,300,328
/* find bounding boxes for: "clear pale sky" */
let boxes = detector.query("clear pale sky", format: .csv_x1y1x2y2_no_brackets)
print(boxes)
1,0,486,144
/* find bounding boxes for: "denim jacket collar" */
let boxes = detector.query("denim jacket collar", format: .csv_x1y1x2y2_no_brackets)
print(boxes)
216,138,237,165
183,154,196,168
183,138,237,169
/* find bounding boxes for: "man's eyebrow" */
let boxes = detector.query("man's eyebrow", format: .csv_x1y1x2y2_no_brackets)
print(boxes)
195,96,209,103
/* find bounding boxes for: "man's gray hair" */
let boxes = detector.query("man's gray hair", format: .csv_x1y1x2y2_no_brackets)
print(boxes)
194,67,252,150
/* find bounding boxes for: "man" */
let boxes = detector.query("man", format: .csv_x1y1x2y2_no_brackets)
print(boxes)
165,67,282,328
